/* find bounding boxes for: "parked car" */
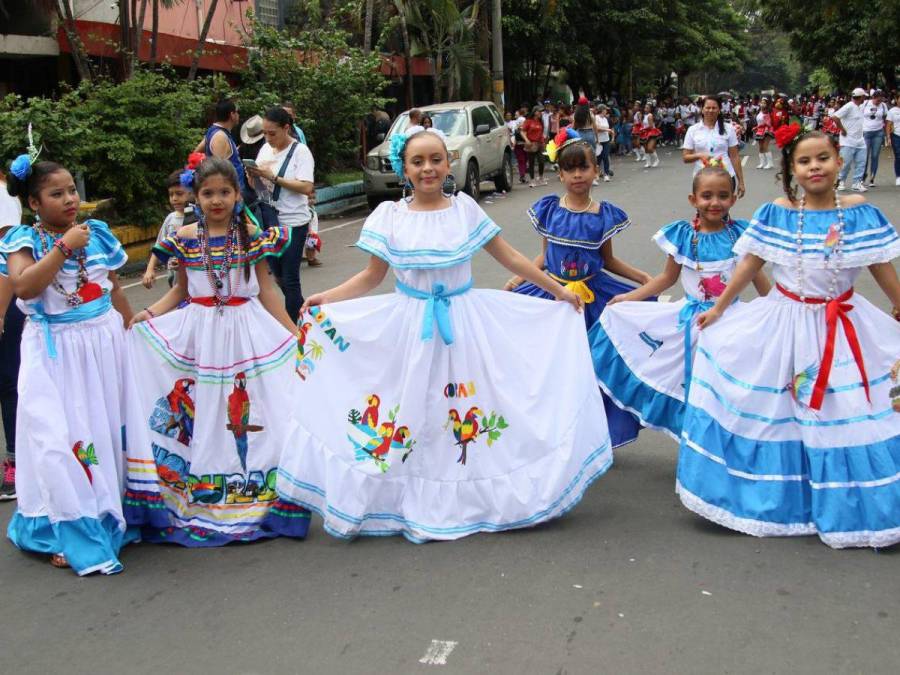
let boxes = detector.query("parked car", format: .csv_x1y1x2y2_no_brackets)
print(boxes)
364,101,515,209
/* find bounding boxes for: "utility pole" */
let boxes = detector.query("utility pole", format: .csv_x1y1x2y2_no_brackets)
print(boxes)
491,0,504,111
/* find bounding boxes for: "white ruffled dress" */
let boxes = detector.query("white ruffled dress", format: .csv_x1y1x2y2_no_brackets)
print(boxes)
277,193,613,541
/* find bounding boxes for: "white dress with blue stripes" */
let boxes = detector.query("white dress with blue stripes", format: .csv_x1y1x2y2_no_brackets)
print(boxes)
0,221,132,574
276,193,614,541
677,202,900,548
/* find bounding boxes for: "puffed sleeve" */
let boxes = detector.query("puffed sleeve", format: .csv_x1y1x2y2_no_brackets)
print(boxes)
85,219,127,270
0,225,34,276
244,224,292,263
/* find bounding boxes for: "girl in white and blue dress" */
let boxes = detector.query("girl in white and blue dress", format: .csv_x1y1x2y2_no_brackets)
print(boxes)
124,158,311,546
678,128,900,548
0,158,135,574
589,166,770,441
277,129,613,542
508,128,653,447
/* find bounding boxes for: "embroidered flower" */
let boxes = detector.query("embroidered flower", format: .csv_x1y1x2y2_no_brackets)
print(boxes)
9,154,32,181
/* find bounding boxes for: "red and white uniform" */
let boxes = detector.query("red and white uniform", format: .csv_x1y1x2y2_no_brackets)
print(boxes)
754,111,773,139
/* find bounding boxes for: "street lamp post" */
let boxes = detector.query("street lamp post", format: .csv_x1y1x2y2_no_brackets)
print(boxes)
491,0,504,111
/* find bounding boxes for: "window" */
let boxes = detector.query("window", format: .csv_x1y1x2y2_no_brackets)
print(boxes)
471,106,497,131
255,0,283,28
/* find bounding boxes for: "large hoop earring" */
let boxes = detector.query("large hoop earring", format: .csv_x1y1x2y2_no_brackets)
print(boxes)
441,175,457,198
402,179,413,201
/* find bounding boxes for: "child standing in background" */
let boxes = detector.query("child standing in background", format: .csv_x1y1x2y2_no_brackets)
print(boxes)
142,170,192,289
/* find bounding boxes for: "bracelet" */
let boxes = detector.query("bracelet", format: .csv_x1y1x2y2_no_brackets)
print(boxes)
145,307,156,318
892,306,900,322
54,239,74,258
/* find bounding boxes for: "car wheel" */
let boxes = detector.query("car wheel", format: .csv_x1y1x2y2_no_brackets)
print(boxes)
463,160,480,201
494,151,514,192
367,195,383,211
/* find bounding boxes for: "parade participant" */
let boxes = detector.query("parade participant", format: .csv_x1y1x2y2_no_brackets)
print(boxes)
640,103,662,168
0,148,134,574
141,169,192,289
275,128,614,541
682,96,746,198
821,98,841,144
124,157,311,546
676,127,900,549
631,103,645,161
196,99,248,195
509,128,652,447
754,99,775,169
587,165,770,441
771,97,790,131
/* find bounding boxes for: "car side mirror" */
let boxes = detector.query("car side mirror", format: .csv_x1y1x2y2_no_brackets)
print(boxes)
376,133,385,142
474,124,490,136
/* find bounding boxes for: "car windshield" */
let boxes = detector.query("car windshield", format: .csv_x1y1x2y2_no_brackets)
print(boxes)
389,110,468,138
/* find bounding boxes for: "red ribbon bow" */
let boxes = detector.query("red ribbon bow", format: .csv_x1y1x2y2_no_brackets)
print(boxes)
777,285,870,410
774,123,802,149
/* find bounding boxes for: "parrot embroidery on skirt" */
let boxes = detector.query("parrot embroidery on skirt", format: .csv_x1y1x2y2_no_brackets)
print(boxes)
444,407,508,466
346,394,416,473
226,372,264,473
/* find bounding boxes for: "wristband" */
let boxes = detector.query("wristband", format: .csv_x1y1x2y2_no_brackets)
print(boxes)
54,239,74,258
145,307,156,319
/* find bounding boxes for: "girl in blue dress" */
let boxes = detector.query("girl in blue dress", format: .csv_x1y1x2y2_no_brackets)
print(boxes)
507,128,652,446
679,127,900,548
588,165,770,441
1,156,134,574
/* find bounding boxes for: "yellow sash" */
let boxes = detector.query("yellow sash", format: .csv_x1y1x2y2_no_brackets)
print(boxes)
548,273,596,303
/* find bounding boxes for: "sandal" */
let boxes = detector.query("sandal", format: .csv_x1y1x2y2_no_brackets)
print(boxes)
50,553,70,569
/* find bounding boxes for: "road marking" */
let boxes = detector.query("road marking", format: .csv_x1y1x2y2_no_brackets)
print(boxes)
419,640,458,665
122,275,166,290
320,216,366,234
741,155,748,167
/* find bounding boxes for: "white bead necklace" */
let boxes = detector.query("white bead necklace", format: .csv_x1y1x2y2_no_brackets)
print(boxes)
795,190,844,306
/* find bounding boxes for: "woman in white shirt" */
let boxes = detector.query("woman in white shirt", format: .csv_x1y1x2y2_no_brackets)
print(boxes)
594,105,614,181
887,93,900,187
247,106,316,322
861,90,888,187
681,95,746,198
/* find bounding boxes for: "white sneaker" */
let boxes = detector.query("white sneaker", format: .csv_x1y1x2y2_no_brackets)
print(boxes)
851,181,868,192
592,178,600,186
867,178,875,187
603,175,611,182
756,157,764,169
895,177,900,186
650,153,660,168
837,181,846,191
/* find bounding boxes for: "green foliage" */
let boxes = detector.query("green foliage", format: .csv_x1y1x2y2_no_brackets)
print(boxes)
761,0,900,89
0,69,209,225
237,15,390,172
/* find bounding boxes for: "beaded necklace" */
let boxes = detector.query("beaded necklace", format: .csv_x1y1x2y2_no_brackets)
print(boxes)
562,194,594,213
197,212,241,313
690,214,738,272
34,222,89,307
794,191,844,306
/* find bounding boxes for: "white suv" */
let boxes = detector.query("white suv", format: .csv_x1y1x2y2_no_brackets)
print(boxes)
364,101,515,209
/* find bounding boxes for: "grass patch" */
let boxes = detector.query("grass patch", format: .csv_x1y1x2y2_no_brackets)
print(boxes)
323,169,363,186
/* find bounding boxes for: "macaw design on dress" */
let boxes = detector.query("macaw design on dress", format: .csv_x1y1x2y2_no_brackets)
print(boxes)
788,362,820,407
295,321,324,380
72,441,98,484
148,378,195,446
445,406,508,466
226,372,264,472
823,222,840,260
346,394,416,473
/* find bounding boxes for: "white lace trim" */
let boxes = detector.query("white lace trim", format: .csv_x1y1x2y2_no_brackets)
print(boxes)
676,481,900,549
733,235,900,269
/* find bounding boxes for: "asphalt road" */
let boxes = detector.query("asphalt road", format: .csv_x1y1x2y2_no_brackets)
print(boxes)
2,146,899,675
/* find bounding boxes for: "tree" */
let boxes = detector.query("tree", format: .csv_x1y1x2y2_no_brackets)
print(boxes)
35,1,94,83
188,0,220,81
761,0,900,90
400,0,486,103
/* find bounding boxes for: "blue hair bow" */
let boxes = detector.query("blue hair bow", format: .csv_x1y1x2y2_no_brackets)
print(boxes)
388,133,408,179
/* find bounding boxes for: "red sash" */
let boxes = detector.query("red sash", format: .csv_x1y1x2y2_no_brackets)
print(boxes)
776,284,870,410
189,296,250,307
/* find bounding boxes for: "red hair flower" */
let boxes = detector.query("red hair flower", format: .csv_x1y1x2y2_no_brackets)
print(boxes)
774,123,802,149
186,152,206,170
